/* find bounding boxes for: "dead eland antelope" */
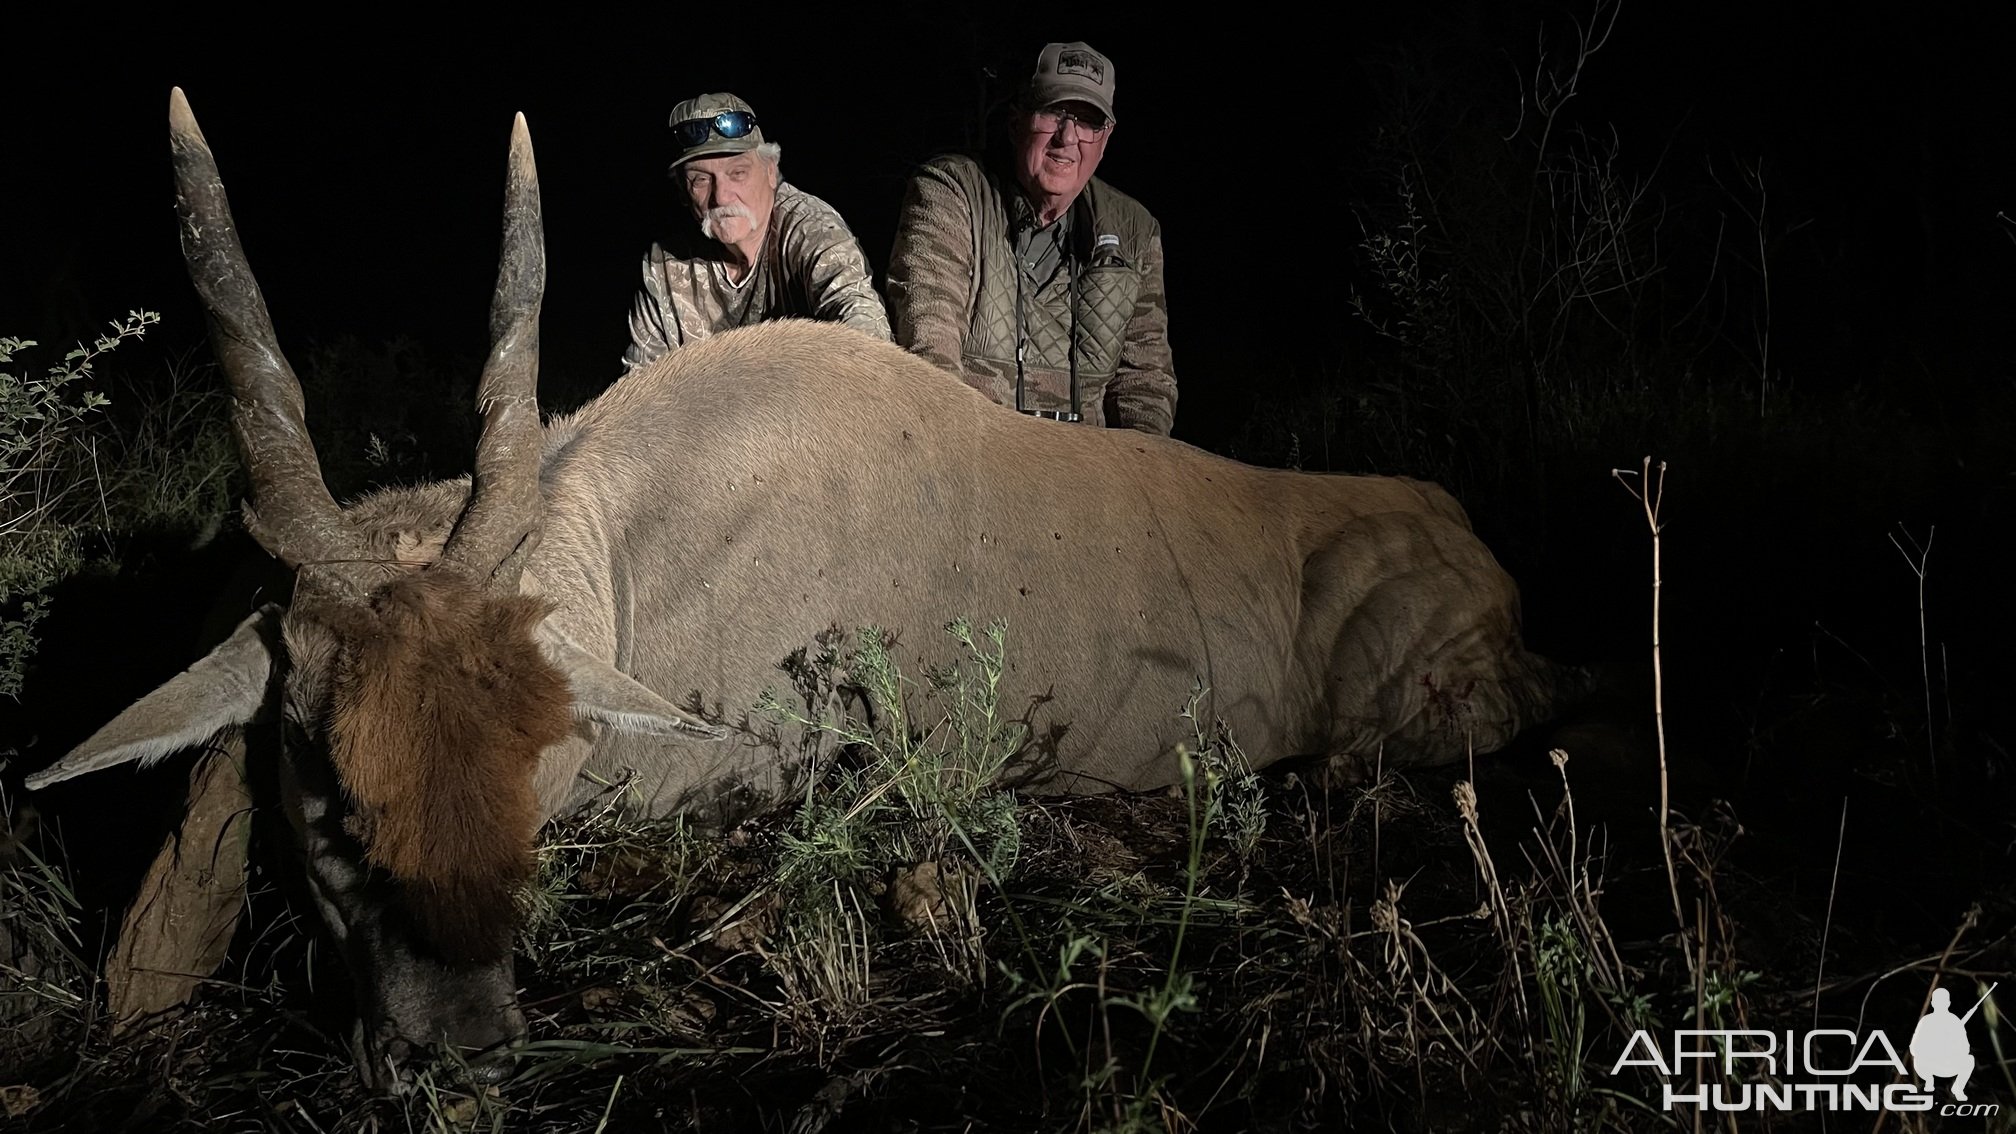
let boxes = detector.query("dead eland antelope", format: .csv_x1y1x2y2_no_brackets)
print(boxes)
25,89,1579,1087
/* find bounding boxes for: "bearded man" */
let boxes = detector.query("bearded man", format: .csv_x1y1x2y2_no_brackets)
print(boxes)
886,42,1176,434
621,93,889,370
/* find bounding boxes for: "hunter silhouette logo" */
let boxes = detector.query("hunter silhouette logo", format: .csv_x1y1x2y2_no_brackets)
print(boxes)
1912,983,1995,1102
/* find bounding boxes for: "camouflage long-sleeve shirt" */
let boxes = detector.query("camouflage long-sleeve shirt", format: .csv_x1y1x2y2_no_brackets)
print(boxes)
885,153,1176,435
622,181,890,370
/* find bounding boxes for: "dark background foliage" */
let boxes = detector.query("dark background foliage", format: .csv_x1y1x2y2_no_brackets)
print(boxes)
7,3,2008,430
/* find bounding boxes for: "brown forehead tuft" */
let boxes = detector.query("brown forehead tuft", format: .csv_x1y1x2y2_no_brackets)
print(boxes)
325,571,573,962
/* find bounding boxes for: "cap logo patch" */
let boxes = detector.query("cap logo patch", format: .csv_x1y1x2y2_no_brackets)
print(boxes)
1057,50,1106,84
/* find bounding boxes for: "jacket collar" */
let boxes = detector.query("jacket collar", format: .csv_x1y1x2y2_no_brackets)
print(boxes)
1007,177,1101,260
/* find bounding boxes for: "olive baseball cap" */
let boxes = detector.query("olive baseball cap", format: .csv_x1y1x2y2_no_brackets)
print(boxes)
667,92,764,169
1027,42,1116,120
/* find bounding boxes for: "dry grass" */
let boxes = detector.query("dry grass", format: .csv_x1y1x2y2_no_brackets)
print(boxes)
3,606,2012,1132
3,750,2010,1131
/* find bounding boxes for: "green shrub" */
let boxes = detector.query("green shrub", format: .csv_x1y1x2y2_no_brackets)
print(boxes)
759,617,1028,906
0,312,156,697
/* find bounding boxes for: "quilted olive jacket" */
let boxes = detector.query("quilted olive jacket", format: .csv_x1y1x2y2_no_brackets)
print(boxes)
886,154,1176,434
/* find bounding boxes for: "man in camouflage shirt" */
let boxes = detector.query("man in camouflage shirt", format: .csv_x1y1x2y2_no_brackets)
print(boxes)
886,42,1175,434
621,93,890,370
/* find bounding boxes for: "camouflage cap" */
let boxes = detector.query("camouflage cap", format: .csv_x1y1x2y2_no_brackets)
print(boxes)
667,92,765,170
1027,42,1116,120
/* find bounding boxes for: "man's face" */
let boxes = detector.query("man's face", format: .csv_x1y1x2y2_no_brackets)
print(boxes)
682,152,779,246
1012,100,1112,214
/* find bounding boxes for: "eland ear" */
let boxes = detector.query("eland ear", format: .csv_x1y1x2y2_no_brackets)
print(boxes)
24,606,284,791
535,631,728,740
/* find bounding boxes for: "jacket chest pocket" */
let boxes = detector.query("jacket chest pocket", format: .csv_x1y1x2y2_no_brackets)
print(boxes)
1072,261,1140,376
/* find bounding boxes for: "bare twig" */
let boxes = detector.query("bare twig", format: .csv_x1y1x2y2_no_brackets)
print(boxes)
1812,797,1848,1034
1613,457,1694,985
1888,523,1938,786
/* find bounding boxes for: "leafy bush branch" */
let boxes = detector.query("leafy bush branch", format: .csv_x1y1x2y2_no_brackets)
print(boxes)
0,311,158,697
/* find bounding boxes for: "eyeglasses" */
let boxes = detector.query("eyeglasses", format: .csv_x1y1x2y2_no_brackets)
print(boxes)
674,110,758,150
1029,105,1112,138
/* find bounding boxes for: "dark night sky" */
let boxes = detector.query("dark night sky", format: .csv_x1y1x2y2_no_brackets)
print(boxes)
5,2,2011,448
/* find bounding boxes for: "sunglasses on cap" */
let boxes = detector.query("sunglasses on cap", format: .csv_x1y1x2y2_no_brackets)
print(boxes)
674,110,758,149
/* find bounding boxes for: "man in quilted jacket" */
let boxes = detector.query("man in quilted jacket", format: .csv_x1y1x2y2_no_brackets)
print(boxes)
886,42,1177,435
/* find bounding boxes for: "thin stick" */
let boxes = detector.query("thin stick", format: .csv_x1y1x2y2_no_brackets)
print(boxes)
1887,524,1937,787
592,1073,625,1134
1812,797,1848,1033
1613,457,1691,980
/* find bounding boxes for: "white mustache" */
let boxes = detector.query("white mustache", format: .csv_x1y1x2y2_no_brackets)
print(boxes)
701,204,755,240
